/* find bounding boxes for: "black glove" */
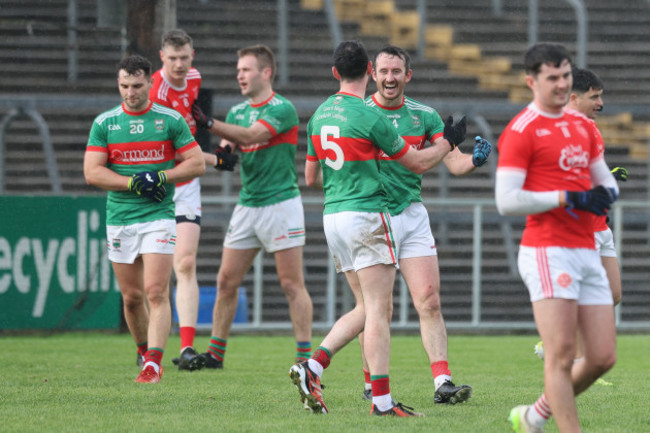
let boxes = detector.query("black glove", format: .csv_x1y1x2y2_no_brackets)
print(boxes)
192,101,213,129
472,136,492,167
611,166,629,181
565,185,617,218
443,115,467,150
214,145,239,171
128,171,167,203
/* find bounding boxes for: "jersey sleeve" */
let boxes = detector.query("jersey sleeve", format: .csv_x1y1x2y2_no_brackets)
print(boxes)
86,118,108,152
497,123,532,172
589,120,605,161
306,117,317,161
258,101,297,136
368,114,406,157
170,115,199,152
426,109,445,143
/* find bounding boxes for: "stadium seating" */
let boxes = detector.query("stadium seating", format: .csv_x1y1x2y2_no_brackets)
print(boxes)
1,0,649,326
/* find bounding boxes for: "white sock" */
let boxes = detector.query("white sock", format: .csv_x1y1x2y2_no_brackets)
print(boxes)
434,374,452,390
307,359,323,377
372,393,394,412
364,383,372,391
143,361,160,374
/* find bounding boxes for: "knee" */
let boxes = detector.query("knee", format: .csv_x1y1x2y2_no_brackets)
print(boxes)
413,286,442,317
279,277,307,301
216,273,239,298
122,291,144,311
590,351,617,375
174,253,196,278
144,284,169,307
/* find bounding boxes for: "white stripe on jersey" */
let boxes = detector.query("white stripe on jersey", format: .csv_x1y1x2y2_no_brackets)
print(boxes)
95,105,123,125
511,108,539,133
151,103,184,119
157,80,171,101
404,98,434,113
186,69,201,80
231,101,250,111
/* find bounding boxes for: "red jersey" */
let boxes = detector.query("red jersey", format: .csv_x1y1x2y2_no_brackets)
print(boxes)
150,68,201,135
150,67,202,187
498,104,605,248
564,108,610,233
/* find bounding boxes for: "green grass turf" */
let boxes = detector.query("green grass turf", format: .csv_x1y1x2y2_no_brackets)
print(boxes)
0,333,648,432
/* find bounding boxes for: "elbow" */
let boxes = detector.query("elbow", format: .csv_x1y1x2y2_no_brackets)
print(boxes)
305,176,317,188
412,162,428,175
495,197,515,216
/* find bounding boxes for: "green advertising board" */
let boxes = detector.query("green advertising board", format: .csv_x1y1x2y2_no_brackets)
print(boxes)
0,196,121,330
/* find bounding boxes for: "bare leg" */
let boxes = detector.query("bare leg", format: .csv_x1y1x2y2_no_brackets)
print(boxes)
321,270,366,355
212,247,259,339
141,253,173,350
274,246,313,343
399,255,447,362
113,259,148,345
173,222,201,331
533,298,581,433
357,264,396,377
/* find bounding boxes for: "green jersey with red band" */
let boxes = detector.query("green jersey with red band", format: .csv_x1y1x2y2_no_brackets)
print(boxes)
87,102,198,225
307,92,408,214
225,92,300,207
366,94,444,215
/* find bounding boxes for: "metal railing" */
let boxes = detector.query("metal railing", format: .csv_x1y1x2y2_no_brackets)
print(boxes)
0,107,61,194
200,195,650,333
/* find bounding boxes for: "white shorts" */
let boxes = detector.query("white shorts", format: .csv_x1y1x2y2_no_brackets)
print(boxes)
224,196,306,253
517,246,613,305
174,178,202,224
391,202,437,259
107,219,176,264
595,228,617,258
323,211,398,273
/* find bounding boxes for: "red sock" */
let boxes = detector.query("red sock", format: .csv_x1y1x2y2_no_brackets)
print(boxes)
431,360,451,378
179,326,196,349
136,342,148,357
363,368,371,385
311,346,331,369
370,375,390,397
144,347,163,366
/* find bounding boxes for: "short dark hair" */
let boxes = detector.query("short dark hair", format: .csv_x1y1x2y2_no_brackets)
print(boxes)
117,55,152,78
161,29,193,49
237,44,277,82
333,40,368,80
572,68,604,94
373,45,411,73
524,42,572,76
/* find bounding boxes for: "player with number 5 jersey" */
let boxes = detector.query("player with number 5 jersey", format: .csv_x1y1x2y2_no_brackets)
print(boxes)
291,40,463,417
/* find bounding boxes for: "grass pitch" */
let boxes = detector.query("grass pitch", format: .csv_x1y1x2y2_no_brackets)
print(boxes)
0,333,648,432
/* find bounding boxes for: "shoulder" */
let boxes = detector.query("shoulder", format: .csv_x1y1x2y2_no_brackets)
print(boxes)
507,105,540,134
229,100,250,114
269,93,297,110
186,67,201,81
94,105,124,125
150,102,184,120
403,96,434,114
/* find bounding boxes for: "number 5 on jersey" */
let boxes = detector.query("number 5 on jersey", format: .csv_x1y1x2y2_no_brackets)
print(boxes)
321,125,343,170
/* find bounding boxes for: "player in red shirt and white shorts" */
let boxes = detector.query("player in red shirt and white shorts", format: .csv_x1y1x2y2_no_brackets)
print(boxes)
496,43,619,433
150,29,228,370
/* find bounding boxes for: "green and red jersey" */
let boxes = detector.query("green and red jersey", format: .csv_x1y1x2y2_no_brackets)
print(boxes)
225,92,300,207
306,92,407,214
366,94,444,215
86,101,198,225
